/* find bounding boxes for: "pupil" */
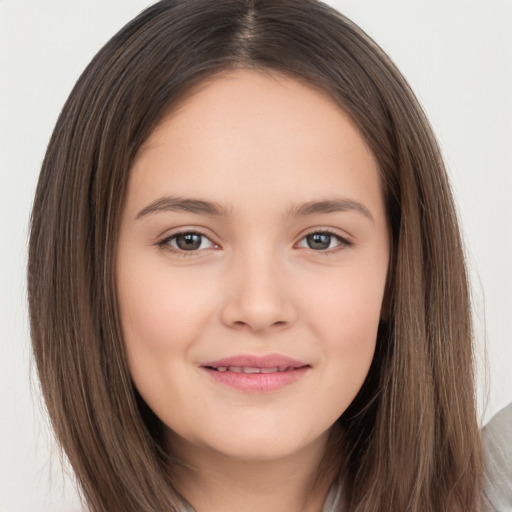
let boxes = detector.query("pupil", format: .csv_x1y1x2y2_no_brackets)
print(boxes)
176,233,201,250
307,233,331,250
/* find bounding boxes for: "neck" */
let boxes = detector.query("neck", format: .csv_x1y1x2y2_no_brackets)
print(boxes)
169,432,334,512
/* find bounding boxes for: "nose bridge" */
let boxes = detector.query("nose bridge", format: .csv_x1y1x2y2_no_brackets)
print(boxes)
221,244,295,332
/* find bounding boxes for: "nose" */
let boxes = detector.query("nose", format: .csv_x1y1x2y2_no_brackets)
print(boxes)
220,250,297,334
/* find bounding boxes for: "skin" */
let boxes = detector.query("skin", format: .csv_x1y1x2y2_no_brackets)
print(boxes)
117,69,390,512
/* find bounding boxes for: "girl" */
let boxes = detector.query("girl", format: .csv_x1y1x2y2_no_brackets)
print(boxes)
28,0,485,510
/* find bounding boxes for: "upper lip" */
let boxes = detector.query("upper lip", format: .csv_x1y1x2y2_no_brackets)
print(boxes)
201,353,309,370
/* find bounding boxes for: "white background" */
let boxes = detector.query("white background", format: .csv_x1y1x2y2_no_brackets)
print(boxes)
1,1,511,510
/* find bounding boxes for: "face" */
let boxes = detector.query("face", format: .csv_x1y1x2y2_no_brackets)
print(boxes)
117,70,390,464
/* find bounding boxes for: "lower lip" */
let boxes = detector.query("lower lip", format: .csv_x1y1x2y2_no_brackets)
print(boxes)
202,367,309,392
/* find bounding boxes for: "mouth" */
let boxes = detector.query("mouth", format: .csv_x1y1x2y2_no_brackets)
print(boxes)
200,354,310,392
206,365,303,374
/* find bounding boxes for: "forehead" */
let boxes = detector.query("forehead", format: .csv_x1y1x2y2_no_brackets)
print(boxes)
128,69,383,219
136,68,373,161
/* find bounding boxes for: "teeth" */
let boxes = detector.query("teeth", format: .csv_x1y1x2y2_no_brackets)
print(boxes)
260,367,279,374
214,366,294,373
242,367,261,374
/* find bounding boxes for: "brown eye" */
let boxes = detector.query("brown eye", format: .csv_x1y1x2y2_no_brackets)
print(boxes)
166,232,214,251
297,231,349,251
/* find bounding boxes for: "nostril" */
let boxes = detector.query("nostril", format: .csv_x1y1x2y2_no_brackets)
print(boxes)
219,294,296,332
230,319,288,331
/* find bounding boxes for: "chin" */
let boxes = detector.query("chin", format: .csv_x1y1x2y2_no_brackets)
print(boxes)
199,425,329,463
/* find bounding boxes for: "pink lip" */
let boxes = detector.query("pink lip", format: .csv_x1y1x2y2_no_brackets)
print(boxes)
200,353,310,393
202,353,308,369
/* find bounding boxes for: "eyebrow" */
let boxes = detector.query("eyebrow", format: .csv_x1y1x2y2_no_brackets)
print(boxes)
288,199,374,222
135,196,231,219
135,195,373,222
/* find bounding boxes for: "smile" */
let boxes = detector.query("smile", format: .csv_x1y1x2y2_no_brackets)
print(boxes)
200,354,310,392
211,366,299,373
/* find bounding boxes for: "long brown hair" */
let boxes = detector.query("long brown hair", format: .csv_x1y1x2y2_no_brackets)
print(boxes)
28,1,483,510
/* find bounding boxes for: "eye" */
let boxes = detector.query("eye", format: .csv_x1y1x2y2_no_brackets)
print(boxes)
161,231,216,252
297,231,349,251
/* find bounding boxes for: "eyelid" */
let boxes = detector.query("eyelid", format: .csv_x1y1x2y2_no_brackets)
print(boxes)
295,227,353,252
155,226,353,256
157,227,220,255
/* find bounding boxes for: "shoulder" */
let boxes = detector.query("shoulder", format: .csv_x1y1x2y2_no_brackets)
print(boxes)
482,402,512,511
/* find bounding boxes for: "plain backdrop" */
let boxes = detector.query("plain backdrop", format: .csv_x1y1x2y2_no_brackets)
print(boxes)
1,1,511,510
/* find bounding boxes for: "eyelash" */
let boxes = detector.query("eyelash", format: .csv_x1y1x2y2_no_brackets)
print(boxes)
297,229,352,253
157,231,218,256
157,229,352,255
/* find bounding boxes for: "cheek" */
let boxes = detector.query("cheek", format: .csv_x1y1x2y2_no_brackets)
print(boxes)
308,260,386,342
116,258,219,426
304,263,386,409
118,260,214,353
115,259,220,412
